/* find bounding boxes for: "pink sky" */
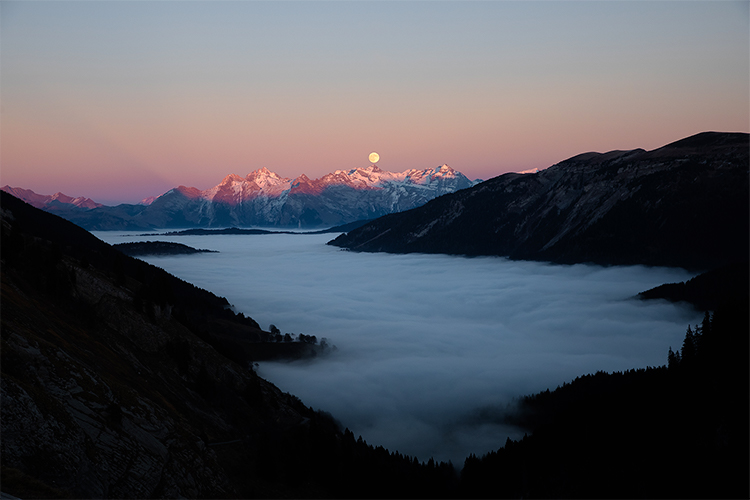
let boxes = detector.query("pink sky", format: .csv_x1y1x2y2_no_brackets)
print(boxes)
2,1,748,205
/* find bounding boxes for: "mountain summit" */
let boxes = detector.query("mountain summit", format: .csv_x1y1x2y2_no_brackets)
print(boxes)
190,164,469,202
3,165,476,230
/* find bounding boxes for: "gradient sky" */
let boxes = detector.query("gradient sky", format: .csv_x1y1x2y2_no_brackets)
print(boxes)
2,1,748,205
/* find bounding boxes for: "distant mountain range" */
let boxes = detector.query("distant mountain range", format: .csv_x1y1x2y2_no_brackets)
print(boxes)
0,186,104,210
2,165,476,230
330,132,749,270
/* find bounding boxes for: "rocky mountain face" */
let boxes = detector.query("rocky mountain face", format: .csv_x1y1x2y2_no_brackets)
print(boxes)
0,192,457,498
0,192,304,497
2,165,476,230
330,132,749,270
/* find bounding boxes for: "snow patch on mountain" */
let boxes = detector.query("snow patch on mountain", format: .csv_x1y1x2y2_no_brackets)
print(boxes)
2,164,479,229
150,164,479,227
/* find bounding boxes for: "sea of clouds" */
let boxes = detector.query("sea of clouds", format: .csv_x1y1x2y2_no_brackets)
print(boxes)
95,231,700,466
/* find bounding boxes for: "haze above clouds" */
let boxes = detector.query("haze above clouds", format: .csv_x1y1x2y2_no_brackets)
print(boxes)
95,232,700,465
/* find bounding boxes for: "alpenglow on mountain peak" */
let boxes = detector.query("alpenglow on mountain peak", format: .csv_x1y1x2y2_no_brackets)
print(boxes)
4,164,477,230
152,164,476,228
194,165,472,202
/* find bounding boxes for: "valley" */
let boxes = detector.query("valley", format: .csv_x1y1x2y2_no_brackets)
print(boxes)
94,230,700,467
2,131,747,498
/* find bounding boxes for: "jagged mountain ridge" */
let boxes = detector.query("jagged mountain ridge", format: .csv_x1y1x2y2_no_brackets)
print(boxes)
0,185,103,210
152,164,474,229
2,164,476,230
329,132,749,269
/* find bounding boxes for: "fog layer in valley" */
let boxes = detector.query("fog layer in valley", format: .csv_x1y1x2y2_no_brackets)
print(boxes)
96,232,700,465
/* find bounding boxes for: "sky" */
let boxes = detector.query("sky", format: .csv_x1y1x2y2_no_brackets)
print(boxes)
2,1,748,205
94,231,700,466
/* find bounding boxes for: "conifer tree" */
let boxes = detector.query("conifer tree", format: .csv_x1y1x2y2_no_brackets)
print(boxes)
696,311,711,354
681,325,697,363
668,346,681,369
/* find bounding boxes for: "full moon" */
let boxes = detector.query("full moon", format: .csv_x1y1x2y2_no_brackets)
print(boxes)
369,152,380,164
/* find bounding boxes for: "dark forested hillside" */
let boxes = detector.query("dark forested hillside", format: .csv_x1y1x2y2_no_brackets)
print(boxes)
460,298,749,499
330,132,749,270
0,192,457,498
113,241,219,256
639,262,749,311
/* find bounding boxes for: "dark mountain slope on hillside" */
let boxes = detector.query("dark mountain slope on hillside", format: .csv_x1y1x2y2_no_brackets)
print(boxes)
639,262,749,311
330,132,749,269
0,193,457,498
461,299,748,498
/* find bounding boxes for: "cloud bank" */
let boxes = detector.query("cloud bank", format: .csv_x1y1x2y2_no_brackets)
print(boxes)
96,232,700,465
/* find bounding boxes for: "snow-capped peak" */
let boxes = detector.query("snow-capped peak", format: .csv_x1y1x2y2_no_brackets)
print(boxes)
219,173,244,185
433,164,457,176
150,164,475,221
202,174,245,202
246,168,292,192
322,165,466,188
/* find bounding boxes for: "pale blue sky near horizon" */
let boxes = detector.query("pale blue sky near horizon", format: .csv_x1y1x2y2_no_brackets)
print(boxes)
2,1,748,204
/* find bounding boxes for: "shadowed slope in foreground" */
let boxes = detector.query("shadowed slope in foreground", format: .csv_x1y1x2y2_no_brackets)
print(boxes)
0,192,456,498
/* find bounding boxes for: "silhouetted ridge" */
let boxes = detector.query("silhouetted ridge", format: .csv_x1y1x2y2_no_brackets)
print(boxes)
330,132,749,269
657,130,748,150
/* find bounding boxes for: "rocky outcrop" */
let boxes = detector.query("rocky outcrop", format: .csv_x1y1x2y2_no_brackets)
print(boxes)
1,336,232,498
329,132,749,269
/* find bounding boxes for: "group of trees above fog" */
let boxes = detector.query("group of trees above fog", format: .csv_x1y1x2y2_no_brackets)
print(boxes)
667,311,711,369
269,324,325,346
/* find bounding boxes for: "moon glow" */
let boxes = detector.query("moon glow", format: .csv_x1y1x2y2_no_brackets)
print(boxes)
369,152,380,164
